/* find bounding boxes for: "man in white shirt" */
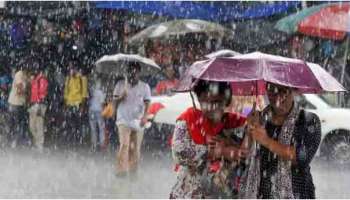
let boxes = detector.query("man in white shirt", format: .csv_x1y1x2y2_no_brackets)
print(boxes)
113,62,151,176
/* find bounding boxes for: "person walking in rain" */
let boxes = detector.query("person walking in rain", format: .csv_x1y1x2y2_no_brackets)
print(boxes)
170,80,248,199
113,62,151,176
88,78,106,152
0,64,12,112
239,82,321,199
28,65,49,152
7,65,30,147
0,63,12,144
63,61,88,147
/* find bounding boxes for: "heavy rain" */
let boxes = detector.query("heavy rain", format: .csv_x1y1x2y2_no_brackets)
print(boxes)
0,1,350,199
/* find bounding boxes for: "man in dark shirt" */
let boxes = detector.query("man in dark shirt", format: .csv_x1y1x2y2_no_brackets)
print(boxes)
240,82,321,199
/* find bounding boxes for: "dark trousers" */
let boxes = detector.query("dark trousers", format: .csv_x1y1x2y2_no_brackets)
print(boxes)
104,118,118,151
0,107,10,146
64,106,83,147
8,104,30,147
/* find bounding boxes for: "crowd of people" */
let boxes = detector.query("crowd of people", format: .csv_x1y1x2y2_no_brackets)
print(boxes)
0,7,186,150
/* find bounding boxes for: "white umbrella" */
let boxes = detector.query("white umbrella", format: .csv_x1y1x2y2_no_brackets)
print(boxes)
95,53,161,77
128,19,233,45
205,49,241,59
151,92,199,125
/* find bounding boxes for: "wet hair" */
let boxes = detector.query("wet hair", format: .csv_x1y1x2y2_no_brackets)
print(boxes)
128,62,141,72
193,79,232,106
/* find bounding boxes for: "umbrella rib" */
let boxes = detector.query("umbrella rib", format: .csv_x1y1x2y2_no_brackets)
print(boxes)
261,53,267,83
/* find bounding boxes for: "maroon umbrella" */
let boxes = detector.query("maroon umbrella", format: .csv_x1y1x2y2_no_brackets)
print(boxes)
176,52,346,95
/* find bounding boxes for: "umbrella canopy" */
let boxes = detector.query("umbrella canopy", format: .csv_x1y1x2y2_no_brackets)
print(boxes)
176,52,346,95
94,1,301,23
298,3,350,40
204,49,241,59
275,3,350,40
128,19,233,45
275,3,330,35
307,62,346,92
95,53,161,76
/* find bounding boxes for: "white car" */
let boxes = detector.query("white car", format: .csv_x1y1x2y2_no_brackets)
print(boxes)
299,94,350,163
150,93,350,164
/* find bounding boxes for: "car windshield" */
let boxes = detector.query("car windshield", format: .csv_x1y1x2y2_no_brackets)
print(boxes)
318,93,341,108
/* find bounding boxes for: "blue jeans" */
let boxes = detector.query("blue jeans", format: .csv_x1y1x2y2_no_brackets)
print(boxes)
89,110,105,148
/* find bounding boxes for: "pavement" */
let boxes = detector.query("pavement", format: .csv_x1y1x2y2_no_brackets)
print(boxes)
0,147,348,198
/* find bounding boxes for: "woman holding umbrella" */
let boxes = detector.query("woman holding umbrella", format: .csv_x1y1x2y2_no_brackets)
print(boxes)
240,82,322,199
171,51,345,198
169,79,249,199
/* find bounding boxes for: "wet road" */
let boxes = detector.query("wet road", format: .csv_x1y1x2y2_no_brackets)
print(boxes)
0,148,349,198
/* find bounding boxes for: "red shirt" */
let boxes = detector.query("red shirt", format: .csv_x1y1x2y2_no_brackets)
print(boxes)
174,107,246,172
30,74,48,103
177,107,246,145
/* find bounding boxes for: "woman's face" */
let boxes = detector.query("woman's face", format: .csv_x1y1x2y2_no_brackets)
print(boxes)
70,68,76,76
266,83,294,116
198,92,226,123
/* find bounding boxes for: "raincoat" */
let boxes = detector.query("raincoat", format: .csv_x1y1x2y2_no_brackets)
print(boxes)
63,74,88,106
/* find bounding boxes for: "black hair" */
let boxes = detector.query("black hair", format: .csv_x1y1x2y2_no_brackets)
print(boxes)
193,79,232,106
129,61,141,72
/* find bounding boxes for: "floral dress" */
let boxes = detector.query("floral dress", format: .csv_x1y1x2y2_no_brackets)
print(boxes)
169,122,246,199
169,121,208,199
169,108,247,199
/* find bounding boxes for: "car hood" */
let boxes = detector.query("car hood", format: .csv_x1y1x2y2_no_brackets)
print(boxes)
307,108,350,131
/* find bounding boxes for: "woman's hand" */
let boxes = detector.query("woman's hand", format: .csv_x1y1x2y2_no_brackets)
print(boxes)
207,136,225,160
246,102,261,128
248,123,270,148
246,102,270,146
207,136,249,161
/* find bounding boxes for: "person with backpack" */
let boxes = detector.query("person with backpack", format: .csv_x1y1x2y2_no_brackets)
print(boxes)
239,82,321,199
28,65,48,152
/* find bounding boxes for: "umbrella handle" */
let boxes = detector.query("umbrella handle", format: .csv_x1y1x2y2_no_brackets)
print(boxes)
124,75,128,94
190,91,197,110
